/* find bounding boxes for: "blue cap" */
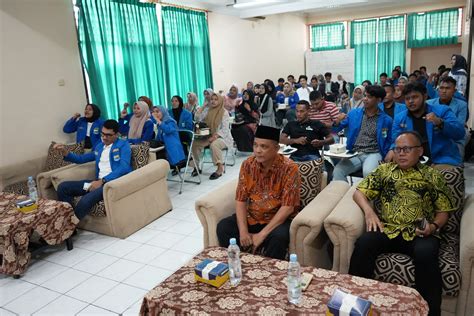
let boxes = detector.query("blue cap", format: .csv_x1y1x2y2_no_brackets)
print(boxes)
229,238,237,245
290,254,297,262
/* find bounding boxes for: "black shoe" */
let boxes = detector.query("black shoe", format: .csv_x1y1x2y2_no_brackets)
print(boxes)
191,168,201,177
209,172,222,180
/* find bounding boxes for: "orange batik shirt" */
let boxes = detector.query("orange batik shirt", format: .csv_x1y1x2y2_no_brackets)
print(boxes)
235,154,301,225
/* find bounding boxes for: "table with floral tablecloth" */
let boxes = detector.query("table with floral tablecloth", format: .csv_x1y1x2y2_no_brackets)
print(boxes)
140,247,429,315
0,192,79,276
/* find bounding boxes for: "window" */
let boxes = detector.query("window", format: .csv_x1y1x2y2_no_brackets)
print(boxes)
310,22,346,51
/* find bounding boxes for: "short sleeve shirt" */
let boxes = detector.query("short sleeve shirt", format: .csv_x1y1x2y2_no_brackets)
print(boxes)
282,119,330,157
236,155,301,225
308,101,339,126
357,162,455,241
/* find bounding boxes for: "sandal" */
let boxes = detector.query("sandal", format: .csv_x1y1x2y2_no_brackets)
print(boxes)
209,172,222,180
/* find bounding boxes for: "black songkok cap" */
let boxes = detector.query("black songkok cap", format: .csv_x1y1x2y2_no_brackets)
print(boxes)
255,125,280,143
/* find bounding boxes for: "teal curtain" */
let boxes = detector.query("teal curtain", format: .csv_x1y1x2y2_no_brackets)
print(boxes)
311,22,345,51
378,16,406,76
408,8,459,48
77,0,165,119
161,7,213,105
351,19,377,85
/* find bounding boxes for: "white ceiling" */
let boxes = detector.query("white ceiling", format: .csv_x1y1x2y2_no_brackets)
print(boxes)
163,0,462,19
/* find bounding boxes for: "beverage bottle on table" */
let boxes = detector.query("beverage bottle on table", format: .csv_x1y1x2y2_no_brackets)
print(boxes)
27,176,38,202
287,253,302,305
227,238,242,286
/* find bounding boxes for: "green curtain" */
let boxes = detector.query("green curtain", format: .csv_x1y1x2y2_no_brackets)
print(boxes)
408,8,459,48
311,22,345,51
351,19,377,85
378,15,406,77
161,7,213,105
77,0,165,120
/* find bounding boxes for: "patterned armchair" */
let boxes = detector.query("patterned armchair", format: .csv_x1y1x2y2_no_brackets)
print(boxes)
195,159,351,268
324,167,474,316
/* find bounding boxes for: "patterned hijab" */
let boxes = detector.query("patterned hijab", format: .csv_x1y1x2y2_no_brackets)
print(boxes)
205,93,225,135
202,88,214,107
128,101,150,140
185,92,198,112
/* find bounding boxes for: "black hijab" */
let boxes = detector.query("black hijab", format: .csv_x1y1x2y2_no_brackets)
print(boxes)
237,89,258,122
451,54,468,75
171,95,184,121
86,103,101,123
265,80,277,100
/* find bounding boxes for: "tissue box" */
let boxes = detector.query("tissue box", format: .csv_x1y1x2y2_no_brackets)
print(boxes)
326,289,372,316
194,259,229,288
199,128,210,136
329,144,346,154
16,199,38,213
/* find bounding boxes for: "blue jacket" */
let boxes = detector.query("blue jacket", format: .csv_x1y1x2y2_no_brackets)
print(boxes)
119,114,154,144
334,108,393,157
426,82,467,102
169,109,193,131
276,93,300,109
426,97,468,125
63,117,104,148
155,120,186,166
378,102,406,118
65,139,132,182
391,104,465,166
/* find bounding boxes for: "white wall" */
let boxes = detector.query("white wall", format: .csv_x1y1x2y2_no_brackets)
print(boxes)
208,12,307,93
0,0,87,168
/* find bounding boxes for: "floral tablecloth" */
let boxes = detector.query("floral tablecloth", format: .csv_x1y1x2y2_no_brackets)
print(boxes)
140,247,429,315
0,192,79,275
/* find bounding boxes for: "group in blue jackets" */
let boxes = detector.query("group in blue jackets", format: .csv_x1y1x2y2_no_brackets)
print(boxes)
152,106,186,167
63,104,104,149
57,120,131,219
119,101,154,144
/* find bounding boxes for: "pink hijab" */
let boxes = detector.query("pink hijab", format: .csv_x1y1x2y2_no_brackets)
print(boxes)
224,84,242,112
128,101,150,140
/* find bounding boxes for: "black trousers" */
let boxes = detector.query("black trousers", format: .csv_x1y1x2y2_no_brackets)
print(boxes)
349,231,441,316
216,214,290,260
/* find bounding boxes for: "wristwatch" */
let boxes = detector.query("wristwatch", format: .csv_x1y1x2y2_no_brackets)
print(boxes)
101,178,107,185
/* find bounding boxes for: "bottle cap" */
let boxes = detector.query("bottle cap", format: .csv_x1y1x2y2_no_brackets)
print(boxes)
28,176,33,181
290,254,297,262
229,238,237,245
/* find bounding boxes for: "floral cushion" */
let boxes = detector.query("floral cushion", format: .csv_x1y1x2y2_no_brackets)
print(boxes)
3,181,29,195
131,142,150,170
45,142,84,171
296,159,324,208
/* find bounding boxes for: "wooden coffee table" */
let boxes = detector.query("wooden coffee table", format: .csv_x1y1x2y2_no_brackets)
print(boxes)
0,192,79,277
140,247,429,315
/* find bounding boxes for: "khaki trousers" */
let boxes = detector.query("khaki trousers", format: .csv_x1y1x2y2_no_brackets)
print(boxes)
192,137,227,166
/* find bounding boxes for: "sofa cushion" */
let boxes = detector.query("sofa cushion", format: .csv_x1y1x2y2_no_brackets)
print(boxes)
45,143,84,171
3,181,29,195
131,142,150,170
296,159,323,208
72,196,106,217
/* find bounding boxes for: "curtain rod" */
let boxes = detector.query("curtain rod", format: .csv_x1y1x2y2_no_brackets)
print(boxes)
142,0,211,13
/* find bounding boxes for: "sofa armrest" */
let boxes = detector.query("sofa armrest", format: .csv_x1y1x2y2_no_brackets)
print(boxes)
103,160,170,202
324,186,365,272
0,156,46,190
50,162,96,190
195,179,238,247
37,164,78,200
290,180,350,268
458,194,474,316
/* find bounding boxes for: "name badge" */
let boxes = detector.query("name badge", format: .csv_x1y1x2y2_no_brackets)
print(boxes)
79,126,84,130
93,127,99,134
381,128,388,138
112,148,119,152
305,126,314,131
113,155,120,161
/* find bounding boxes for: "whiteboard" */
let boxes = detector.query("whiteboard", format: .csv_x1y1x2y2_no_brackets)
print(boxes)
305,49,355,83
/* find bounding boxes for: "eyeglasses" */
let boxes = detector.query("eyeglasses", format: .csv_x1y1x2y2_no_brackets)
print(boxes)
394,146,421,153
101,132,116,138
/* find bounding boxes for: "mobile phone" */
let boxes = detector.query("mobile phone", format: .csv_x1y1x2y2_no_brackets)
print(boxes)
415,218,428,230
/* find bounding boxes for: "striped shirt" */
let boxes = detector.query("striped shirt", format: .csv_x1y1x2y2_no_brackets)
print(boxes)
308,101,339,125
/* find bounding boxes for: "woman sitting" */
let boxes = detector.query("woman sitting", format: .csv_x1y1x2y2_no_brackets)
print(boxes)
63,103,104,149
191,93,233,180
169,95,193,131
257,83,276,128
119,101,154,144
151,106,186,169
184,92,199,114
275,82,299,125
223,84,242,113
350,85,365,109
231,89,259,152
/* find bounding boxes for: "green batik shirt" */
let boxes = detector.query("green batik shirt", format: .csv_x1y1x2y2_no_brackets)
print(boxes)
357,162,455,241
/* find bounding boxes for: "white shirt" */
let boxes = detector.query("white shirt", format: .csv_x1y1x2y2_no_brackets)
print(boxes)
86,122,93,137
98,144,113,179
296,86,313,102
325,82,332,93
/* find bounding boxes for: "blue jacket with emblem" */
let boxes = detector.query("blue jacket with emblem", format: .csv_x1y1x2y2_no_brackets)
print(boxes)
63,117,104,148
118,114,154,144
333,107,393,157
276,93,300,109
391,103,465,166
64,139,132,182
378,102,406,118
169,108,193,131
155,120,186,166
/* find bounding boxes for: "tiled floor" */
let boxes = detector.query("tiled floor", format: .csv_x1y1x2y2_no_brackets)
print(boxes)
1,156,473,315
0,154,248,316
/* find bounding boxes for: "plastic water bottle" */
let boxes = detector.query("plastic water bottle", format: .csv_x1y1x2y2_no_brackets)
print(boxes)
227,238,242,286
287,253,302,305
27,176,38,202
